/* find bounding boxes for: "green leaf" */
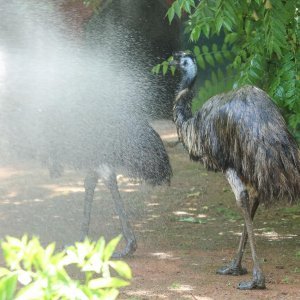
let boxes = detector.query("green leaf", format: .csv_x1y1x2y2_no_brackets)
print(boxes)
191,26,201,41
162,61,169,75
193,45,200,56
103,235,122,261
151,64,160,74
203,23,210,38
174,2,182,18
205,52,215,67
202,45,209,54
196,54,205,69
0,274,18,300
215,15,223,34
109,261,132,280
233,56,241,68
167,5,175,24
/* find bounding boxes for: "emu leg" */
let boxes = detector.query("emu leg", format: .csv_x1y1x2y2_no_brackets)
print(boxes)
222,169,266,289
80,171,98,241
217,197,259,276
103,173,137,258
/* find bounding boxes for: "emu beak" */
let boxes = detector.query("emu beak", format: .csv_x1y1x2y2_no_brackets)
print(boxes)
170,51,190,66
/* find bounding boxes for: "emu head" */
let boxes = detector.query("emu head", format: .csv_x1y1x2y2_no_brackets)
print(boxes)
170,51,197,90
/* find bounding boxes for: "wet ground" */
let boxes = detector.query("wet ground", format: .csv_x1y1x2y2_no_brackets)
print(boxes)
0,120,299,299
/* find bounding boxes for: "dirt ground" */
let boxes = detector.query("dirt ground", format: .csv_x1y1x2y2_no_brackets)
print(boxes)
0,120,299,299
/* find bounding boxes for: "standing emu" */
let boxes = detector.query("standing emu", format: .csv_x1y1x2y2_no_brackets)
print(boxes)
47,116,172,258
2,106,172,258
77,117,172,258
170,51,300,289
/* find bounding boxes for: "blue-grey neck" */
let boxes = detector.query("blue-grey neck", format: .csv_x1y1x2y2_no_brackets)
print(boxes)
178,62,197,92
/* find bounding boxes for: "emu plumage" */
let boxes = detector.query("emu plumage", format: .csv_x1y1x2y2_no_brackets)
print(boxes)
171,51,300,289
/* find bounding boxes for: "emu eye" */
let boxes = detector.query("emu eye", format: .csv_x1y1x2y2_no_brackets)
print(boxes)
183,60,188,66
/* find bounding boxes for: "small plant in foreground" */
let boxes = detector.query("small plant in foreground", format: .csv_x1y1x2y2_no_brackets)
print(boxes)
0,235,132,300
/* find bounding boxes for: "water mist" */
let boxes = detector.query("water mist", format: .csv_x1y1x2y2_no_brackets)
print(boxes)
0,0,172,254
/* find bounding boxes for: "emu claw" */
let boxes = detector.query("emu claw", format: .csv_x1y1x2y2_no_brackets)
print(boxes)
217,265,248,276
112,239,137,259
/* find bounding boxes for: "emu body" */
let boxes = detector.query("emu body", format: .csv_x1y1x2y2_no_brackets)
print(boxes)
171,51,300,289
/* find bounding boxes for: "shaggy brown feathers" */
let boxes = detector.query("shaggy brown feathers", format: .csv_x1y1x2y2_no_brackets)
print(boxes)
174,84,300,203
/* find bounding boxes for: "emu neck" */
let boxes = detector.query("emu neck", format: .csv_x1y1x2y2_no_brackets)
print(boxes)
173,73,196,129
178,74,196,93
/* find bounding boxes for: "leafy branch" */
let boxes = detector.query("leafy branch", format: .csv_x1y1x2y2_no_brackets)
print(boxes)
0,235,131,299
161,0,299,140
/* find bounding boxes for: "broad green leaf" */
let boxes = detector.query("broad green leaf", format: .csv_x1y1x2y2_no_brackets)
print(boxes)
215,15,223,34
196,54,205,69
191,26,200,41
193,45,200,56
109,261,132,280
0,275,18,300
202,45,209,54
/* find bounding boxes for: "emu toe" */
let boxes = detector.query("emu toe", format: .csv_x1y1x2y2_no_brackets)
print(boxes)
112,239,137,258
217,263,248,276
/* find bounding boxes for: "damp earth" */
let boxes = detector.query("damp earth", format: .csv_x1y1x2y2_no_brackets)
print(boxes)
0,120,299,300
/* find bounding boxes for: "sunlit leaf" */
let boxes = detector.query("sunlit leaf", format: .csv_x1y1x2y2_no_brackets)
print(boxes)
103,235,122,261
0,274,18,300
109,261,132,280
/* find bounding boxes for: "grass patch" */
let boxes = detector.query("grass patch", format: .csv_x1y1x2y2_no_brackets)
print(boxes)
177,216,207,224
278,205,300,215
216,206,241,221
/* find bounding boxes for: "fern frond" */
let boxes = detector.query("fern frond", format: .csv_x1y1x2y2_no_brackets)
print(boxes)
193,43,232,70
192,68,235,112
263,0,289,58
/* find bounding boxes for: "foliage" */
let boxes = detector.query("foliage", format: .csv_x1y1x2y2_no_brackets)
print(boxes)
0,235,132,300
154,0,300,140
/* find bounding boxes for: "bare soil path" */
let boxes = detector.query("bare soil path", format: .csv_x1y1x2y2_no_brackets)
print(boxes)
0,120,299,299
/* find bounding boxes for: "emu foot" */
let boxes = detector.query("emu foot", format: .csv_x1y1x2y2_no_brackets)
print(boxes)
238,279,266,290
112,239,137,259
217,263,248,276
238,270,266,290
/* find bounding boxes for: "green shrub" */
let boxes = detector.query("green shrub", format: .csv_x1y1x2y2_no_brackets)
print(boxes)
154,0,299,141
0,235,131,300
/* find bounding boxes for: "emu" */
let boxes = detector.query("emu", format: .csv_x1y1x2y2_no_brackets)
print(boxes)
170,51,300,289
3,107,172,258
75,117,172,257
